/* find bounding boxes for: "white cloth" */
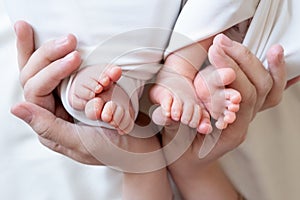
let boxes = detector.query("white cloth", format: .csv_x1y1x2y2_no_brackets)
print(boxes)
168,0,259,53
243,0,300,80
221,83,300,200
171,0,300,80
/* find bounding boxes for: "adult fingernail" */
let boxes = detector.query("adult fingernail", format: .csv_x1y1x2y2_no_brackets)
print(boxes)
62,51,75,62
279,49,284,64
12,106,33,124
55,35,68,46
220,34,233,47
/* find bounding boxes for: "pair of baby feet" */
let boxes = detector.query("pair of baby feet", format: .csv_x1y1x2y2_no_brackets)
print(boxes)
68,35,241,135
150,36,241,134
69,65,134,134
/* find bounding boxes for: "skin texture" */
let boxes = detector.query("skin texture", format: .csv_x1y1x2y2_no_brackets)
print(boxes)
150,36,241,133
163,34,288,199
11,21,289,166
68,64,136,134
12,20,172,200
11,21,299,199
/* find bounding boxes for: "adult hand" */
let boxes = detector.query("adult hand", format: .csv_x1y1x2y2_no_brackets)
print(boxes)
163,34,288,199
11,21,166,171
11,21,101,164
215,34,287,113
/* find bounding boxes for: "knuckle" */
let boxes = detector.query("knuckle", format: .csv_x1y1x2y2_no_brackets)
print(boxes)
38,118,60,141
227,130,247,150
266,95,283,108
239,47,253,62
39,137,61,152
242,85,257,107
234,133,247,147
19,72,27,87
23,78,40,102
37,123,52,139
244,48,252,58
23,81,34,101
258,74,273,96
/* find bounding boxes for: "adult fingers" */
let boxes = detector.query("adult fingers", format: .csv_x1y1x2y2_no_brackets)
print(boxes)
11,102,113,166
215,34,273,113
11,101,83,150
38,137,102,165
151,106,174,126
214,34,272,84
19,34,78,87
208,39,257,117
261,45,286,110
15,21,35,69
24,51,81,104
208,37,250,90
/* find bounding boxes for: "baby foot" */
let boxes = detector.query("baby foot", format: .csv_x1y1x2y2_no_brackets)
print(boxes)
85,84,135,135
150,69,212,134
194,44,241,129
69,64,122,110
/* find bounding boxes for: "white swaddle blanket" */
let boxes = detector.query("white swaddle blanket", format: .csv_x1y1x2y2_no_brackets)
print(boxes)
168,0,300,79
170,0,299,81
244,0,300,81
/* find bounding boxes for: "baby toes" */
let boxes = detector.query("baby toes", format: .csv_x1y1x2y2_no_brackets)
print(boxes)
188,105,200,128
101,101,117,123
110,105,125,127
214,106,237,130
223,110,236,124
85,97,105,120
215,117,228,130
224,88,241,112
97,66,122,89
70,96,87,110
197,109,213,134
225,88,241,103
180,102,194,126
79,76,103,95
69,82,96,110
160,93,173,118
117,111,134,135
171,97,183,122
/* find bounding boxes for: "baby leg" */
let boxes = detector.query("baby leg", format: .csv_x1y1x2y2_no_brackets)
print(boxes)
150,69,212,134
194,44,241,129
69,65,121,110
120,125,173,200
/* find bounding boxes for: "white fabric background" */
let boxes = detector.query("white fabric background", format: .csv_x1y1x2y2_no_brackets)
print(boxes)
221,83,300,200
